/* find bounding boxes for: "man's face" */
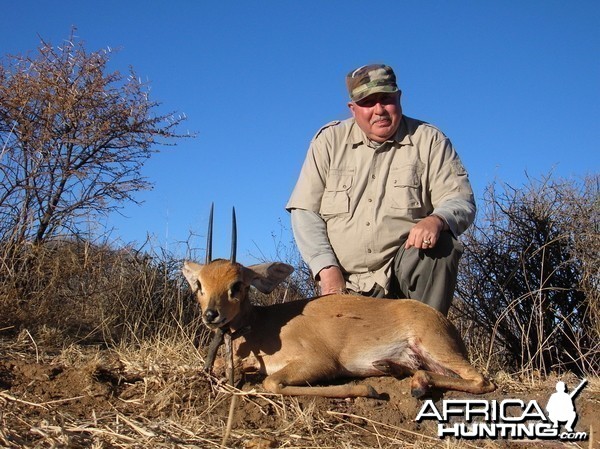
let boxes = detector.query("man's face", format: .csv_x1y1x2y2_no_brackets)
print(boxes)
348,92,402,143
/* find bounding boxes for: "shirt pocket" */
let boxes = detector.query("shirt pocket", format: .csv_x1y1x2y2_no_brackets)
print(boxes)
388,165,423,210
320,170,353,215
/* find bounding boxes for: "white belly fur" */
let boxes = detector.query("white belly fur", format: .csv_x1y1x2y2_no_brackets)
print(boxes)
343,341,419,376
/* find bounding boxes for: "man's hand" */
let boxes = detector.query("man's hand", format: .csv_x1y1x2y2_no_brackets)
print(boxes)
405,215,446,250
317,265,346,295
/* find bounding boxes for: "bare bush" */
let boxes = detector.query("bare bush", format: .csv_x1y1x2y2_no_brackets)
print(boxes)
0,30,195,347
455,173,599,377
0,29,188,245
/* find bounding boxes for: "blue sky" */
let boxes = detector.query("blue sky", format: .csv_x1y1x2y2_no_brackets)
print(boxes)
2,1,599,265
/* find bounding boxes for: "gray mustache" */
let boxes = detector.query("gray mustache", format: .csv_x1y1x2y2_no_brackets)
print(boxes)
370,116,391,125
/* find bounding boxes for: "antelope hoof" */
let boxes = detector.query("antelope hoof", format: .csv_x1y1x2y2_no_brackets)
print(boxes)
411,386,428,399
365,384,381,399
411,371,432,399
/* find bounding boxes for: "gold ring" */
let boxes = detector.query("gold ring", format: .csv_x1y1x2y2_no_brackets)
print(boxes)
423,239,431,245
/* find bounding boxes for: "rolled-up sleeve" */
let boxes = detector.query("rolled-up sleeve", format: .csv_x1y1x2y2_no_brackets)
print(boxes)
290,209,339,277
286,150,327,212
428,138,476,237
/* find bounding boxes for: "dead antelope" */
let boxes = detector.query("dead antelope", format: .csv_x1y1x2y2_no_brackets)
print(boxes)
183,207,495,399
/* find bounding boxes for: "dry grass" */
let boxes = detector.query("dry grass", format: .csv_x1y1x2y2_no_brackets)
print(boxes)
1,173,598,447
2,313,598,448
0,237,204,346
1,335,535,449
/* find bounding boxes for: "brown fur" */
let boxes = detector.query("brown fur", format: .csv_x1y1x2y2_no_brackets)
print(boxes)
182,260,495,398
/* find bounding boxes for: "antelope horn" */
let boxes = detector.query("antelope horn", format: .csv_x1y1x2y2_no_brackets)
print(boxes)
230,207,237,264
205,203,214,264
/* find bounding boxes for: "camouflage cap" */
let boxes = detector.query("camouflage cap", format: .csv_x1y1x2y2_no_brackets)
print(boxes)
346,64,399,102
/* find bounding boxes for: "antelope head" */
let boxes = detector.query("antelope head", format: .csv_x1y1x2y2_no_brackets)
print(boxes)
182,206,293,329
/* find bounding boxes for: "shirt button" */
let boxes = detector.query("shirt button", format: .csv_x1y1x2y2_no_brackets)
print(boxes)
371,175,376,179
368,198,373,202
367,249,372,253
366,222,370,226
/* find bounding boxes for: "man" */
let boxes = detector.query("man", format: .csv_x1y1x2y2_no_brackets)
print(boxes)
286,64,475,315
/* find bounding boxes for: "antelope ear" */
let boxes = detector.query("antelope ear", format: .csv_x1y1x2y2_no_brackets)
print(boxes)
244,262,294,294
182,261,203,290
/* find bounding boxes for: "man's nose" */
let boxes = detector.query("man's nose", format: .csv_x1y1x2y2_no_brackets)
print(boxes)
373,101,386,113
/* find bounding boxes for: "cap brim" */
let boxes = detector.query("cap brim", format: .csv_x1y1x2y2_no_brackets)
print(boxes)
351,85,398,102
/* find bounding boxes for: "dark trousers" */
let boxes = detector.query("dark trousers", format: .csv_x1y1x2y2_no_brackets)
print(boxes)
363,231,463,315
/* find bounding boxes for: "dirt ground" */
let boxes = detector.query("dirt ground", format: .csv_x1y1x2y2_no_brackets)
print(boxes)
0,340,598,448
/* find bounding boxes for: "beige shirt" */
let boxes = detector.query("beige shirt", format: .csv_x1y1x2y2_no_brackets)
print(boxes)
287,116,475,293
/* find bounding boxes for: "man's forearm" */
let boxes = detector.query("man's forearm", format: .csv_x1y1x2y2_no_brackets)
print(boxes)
290,208,339,277
431,198,476,237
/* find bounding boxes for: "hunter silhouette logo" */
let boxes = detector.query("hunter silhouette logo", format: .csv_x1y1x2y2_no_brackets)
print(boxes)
545,379,587,433
415,378,589,441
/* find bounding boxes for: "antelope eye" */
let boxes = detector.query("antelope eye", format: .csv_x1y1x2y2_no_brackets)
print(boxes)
229,281,243,300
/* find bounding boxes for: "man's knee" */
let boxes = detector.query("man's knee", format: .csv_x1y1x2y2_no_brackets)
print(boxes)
394,231,462,275
392,231,463,314
429,230,463,260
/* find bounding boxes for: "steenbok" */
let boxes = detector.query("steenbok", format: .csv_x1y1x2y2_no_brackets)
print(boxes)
183,207,495,398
